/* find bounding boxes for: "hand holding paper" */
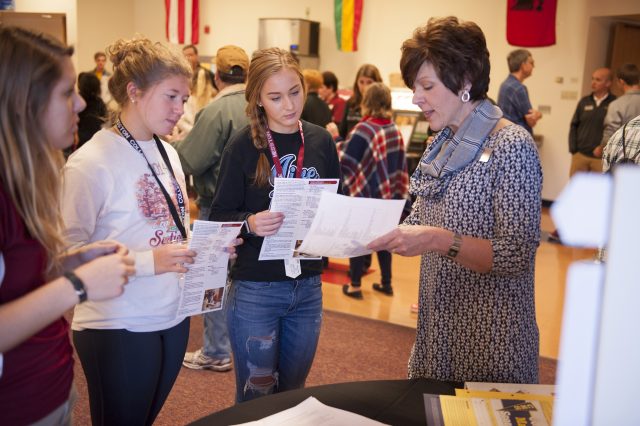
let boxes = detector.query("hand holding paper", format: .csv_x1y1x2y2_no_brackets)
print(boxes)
367,224,434,257
296,192,405,258
249,210,285,237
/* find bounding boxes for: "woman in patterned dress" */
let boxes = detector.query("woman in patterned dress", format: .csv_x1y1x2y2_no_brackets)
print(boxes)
368,16,542,384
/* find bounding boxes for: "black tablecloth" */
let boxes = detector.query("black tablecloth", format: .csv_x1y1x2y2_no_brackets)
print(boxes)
190,378,459,425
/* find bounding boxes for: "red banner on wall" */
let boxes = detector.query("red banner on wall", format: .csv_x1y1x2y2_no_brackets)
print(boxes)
506,0,557,47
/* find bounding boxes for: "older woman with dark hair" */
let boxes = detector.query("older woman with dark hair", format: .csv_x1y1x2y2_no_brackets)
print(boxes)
368,16,542,384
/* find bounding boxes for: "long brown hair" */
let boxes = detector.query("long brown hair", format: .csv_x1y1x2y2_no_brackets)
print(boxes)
245,48,306,187
347,64,382,109
0,26,73,274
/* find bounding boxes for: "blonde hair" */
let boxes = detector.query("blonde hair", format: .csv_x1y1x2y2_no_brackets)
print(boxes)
0,26,71,274
107,37,192,116
245,48,306,187
302,69,323,92
361,82,393,120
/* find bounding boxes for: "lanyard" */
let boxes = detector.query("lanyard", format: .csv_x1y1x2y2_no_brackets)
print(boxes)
115,119,187,239
265,120,305,178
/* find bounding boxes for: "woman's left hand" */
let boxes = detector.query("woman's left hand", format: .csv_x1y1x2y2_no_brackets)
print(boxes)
367,225,432,257
224,238,243,260
78,240,129,263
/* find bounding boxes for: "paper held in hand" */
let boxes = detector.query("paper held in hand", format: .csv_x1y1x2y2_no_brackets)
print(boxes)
296,192,406,258
175,220,242,318
259,178,340,261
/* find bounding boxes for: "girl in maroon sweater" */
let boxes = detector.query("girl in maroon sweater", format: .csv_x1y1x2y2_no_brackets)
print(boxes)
0,26,134,425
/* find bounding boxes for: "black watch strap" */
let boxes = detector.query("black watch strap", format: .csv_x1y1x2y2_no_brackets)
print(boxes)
64,271,88,303
244,213,256,236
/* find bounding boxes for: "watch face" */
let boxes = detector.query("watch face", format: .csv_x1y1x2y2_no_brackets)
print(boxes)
447,233,462,259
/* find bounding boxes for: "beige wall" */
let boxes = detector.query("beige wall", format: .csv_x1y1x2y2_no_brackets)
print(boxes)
76,0,135,73
15,0,640,200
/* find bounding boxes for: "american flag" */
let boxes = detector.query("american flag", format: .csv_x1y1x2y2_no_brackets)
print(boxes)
165,0,199,45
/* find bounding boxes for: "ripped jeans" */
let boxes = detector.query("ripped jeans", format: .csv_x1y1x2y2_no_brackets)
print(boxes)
227,276,323,402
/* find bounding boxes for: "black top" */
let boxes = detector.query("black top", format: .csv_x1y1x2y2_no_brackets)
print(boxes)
210,120,341,282
338,101,363,138
77,96,107,148
301,92,332,128
569,93,617,156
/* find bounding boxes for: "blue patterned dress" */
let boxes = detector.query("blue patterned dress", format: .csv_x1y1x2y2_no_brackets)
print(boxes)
406,124,542,383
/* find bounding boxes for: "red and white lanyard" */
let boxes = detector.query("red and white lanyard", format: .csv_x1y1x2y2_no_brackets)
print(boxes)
264,120,305,178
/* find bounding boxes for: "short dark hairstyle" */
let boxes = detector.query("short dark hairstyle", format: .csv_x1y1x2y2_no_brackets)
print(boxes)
617,63,640,86
218,68,246,84
94,51,106,61
400,16,490,101
322,71,339,92
507,49,531,73
183,44,198,54
78,72,101,100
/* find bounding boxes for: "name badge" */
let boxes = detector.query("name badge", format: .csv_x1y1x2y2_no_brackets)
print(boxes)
584,105,594,111
479,148,493,163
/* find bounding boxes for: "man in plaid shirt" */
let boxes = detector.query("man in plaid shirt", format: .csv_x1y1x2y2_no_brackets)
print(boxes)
603,113,640,172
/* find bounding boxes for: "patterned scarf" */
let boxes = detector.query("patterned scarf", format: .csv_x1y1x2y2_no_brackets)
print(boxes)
411,100,502,199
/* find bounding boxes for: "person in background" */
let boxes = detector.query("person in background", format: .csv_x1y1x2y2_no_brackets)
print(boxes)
173,44,218,140
0,26,134,425
92,50,113,108
569,67,615,174
183,43,217,103
328,82,409,299
338,63,382,138
545,68,617,244
93,50,111,81
369,16,542,384
603,113,640,171
211,47,340,402
77,72,108,150
301,69,332,127
600,63,640,150
497,49,542,135
177,45,251,373
61,37,239,425
319,70,346,125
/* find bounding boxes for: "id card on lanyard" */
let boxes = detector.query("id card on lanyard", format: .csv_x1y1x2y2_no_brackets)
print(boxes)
115,118,188,240
265,120,304,278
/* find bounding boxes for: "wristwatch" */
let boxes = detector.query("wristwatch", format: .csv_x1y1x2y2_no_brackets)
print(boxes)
64,270,88,303
244,213,256,236
446,232,463,259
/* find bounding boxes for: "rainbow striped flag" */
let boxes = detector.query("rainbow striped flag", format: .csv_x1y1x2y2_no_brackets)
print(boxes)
334,0,363,52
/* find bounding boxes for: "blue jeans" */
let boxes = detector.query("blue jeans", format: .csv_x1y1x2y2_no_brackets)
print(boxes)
199,204,231,359
227,276,323,402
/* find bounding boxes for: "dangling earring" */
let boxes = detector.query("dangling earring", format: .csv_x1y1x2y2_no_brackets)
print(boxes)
460,90,470,103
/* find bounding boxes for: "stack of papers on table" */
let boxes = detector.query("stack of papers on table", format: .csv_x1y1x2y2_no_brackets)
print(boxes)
424,383,555,425
231,397,389,426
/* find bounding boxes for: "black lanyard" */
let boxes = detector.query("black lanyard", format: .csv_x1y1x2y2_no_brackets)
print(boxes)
115,119,187,239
